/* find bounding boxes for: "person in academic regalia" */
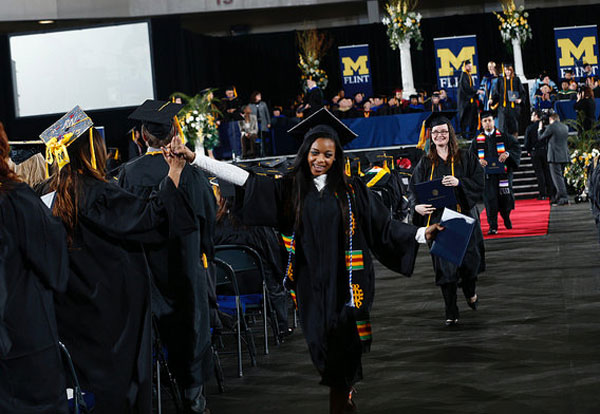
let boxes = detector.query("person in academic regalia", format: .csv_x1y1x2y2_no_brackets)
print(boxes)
457,60,480,140
171,108,443,414
469,111,521,234
0,129,70,414
410,113,485,325
491,64,525,138
299,78,324,118
588,153,600,243
40,105,196,414
119,100,216,414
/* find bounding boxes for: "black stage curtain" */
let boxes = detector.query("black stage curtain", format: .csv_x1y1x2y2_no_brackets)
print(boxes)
1,4,600,148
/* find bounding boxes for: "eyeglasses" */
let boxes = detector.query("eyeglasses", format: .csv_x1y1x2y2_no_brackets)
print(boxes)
431,130,449,137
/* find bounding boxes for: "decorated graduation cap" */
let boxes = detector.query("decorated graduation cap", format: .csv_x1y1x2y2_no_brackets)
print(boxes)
416,110,457,150
39,105,96,174
287,107,358,147
128,99,184,141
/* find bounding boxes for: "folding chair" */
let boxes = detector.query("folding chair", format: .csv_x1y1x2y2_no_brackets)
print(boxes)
215,245,280,355
151,314,182,414
59,341,94,414
214,257,257,377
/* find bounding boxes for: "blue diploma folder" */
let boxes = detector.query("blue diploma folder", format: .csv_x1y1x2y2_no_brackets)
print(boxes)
414,178,458,209
485,157,505,174
430,208,476,266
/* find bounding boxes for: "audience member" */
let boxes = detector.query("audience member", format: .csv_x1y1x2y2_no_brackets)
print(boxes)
574,85,596,131
239,105,259,159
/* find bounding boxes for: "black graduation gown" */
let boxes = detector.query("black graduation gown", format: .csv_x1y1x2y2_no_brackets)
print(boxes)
304,87,324,118
469,130,521,214
457,71,478,119
238,174,418,388
409,151,486,285
0,183,69,414
54,175,196,414
117,153,216,389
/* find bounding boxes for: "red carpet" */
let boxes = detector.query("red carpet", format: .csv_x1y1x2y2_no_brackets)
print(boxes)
480,198,551,240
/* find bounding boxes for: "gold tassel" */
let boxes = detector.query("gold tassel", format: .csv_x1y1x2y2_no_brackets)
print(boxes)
131,129,136,142
478,112,481,130
174,115,186,145
345,157,351,176
417,120,427,149
89,128,97,170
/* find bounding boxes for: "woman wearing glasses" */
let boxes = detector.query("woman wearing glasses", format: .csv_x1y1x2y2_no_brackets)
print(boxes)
410,114,485,326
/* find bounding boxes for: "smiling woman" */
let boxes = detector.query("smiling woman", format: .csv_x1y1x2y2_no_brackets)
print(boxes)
175,107,443,414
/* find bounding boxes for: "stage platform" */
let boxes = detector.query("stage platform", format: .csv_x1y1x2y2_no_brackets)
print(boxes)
161,201,599,414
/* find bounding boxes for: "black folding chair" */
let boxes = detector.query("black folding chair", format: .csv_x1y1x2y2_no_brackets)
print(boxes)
215,245,280,355
214,257,257,377
151,314,182,414
59,341,94,414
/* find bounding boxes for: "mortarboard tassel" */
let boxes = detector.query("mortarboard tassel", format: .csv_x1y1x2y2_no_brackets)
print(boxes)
114,148,120,161
417,120,427,150
478,112,481,130
131,129,136,142
233,87,238,99
89,128,97,170
345,157,351,176
357,161,364,177
174,115,186,145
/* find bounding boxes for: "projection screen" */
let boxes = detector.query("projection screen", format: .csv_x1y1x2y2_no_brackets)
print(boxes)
9,22,155,118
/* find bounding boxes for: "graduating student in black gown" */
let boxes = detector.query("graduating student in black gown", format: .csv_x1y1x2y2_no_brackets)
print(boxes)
0,132,70,414
410,114,485,325
469,111,521,234
40,106,196,414
172,108,443,414
119,100,216,414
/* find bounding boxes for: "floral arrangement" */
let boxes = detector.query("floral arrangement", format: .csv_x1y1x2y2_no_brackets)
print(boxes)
381,0,423,50
297,29,331,90
565,148,600,193
170,89,221,150
493,0,532,45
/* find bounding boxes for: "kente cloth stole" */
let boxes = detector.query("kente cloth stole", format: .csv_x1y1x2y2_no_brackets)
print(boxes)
476,131,511,195
281,184,373,351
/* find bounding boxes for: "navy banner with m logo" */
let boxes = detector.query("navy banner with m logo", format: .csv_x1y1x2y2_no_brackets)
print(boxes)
338,44,373,98
434,35,479,100
554,25,598,80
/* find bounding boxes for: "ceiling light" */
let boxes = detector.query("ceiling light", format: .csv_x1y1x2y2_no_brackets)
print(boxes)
38,20,55,25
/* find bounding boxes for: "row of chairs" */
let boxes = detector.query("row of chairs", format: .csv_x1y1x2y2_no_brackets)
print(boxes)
213,244,282,380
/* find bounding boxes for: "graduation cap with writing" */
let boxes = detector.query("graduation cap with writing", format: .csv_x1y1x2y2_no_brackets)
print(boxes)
39,105,96,173
128,99,184,141
287,107,358,146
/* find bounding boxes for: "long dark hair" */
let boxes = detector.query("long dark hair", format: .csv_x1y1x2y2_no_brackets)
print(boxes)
427,119,461,166
52,128,107,243
286,133,350,233
0,122,21,192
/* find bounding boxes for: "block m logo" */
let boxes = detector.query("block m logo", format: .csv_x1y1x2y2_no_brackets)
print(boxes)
342,56,369,76
557,36,598,66
437,47,476,77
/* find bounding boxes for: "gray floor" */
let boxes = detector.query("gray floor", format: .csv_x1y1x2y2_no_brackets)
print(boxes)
186,202,600,414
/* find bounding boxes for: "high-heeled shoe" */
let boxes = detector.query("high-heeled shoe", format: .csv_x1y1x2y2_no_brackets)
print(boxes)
467,295,478,310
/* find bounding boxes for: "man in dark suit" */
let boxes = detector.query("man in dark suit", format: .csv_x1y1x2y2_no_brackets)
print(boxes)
524,110,553,200
539,112,570,206
458,59,479,139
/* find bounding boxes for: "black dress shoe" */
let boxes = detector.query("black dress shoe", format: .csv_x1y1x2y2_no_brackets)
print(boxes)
487,229,498,235
444,318,459,326
504,218,512,229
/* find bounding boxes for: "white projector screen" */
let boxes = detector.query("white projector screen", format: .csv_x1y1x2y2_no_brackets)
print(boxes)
9,22,155,118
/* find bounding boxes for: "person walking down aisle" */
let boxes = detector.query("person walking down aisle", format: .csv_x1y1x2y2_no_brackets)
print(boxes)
120,100,217,414
41,106,196,414
0,128,70,414
470,111,521,234
539,113,570,206
171,108,443,414
524,110,553,200
410,113,485,326
492,64,525,138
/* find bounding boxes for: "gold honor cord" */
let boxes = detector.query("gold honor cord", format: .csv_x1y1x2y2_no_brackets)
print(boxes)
89,128,97,171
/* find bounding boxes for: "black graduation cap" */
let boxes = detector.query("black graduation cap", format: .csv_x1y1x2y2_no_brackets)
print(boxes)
259,157,288,168
480,110,495,120
365,151,388,165
287,107,358,146
424,110,458,128
128,99,183,140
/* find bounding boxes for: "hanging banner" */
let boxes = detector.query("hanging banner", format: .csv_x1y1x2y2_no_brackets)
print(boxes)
434,35,479,100
338,44,373,98
554,25,599,80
